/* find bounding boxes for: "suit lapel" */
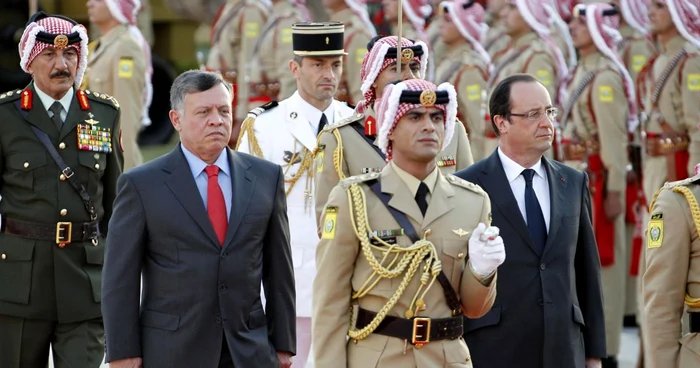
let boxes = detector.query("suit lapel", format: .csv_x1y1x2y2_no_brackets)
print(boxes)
13,84,59,138
541,158,566,257
222,149,254,249
423,173,454,227
480,150,540,255
381,165,424,225
164,145,221,248
285,94,317,151
59,91,89,140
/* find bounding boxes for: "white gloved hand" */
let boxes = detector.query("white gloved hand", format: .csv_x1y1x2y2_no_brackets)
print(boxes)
468,223,506,278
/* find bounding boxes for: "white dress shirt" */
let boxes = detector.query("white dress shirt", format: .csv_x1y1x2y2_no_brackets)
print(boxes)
497,148,551,231
295,92,336,131
181,145,232,220
35,86,73,122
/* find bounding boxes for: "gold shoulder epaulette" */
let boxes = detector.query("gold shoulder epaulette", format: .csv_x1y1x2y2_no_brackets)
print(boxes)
445,175,486,196
84,90,119,109
0,89,22,103
339,171,379,189
662,173,700,190
246,100,278,119
322,112,364,133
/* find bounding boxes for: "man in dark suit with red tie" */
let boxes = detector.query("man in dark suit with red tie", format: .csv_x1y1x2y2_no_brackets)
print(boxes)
455,74,606,368
101,70,296,368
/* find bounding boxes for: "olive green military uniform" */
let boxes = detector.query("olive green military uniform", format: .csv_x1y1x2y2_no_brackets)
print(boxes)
0,84,123,368
84,24,146,172
249,1,304,105
644,176,700,368
312,164,497,367
314,108,475,229
561,52,629,358
329,8,373,105
435,43,490,161
485,32,559,158
207,0,269,122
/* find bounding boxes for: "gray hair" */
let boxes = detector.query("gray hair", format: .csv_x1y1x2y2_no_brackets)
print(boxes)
169,70,233,113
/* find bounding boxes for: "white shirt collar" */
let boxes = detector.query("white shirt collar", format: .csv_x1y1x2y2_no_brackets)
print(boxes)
293,91,336,128
34,85,73,114
180,144,230,178
497,147,546,183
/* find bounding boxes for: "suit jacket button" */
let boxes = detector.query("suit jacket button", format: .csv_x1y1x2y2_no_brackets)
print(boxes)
538,299,544,306
540,263,546,270
219,284,227,291
1,254,6,260
215,317,222,324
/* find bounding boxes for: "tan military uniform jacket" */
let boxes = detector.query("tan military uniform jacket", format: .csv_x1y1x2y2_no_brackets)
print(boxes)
312,164,497,367
618,24,656,87
435,43,490,162
644,177,700,368
562,53,629,194
207,0,269,121
484,22,510,65
329,8,373,105
389,22,422,46
314,108,475,227
426,19,447,82
250,1,304,104
640,36,700,199
84,24,146,171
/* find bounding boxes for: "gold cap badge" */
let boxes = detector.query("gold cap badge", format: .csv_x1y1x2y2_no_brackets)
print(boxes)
54,35,69,49
419,90,437,107
401,48,414,63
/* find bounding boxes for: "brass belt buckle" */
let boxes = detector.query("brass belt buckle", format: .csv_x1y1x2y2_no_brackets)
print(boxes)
411,317,431,348
56,222,72,247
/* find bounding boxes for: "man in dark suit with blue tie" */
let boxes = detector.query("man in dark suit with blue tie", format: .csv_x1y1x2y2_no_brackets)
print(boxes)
101,70,296,368
455,74,606,368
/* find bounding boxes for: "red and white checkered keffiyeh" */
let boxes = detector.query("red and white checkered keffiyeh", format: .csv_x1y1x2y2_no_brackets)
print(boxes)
375,79,457,160
355,36,429,114
105,0,154,126
662,0,700,48
402,0,432,44
620,0,651,36
440,0,492,72
695,162,700,175
579,2,639,132
19,14,89,88
545,0,576,68
345,0,377,37
289,0,311,21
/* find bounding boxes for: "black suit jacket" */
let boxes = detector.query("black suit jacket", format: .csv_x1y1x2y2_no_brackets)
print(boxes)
102,145,296,367
455,150,606,368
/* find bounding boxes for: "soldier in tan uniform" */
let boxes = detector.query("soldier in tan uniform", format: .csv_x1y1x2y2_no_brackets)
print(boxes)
325,0,376,105
207,0,269,127
314,36,475,227
547,0,577,70
312,79,505,367
483,0,567,158
425,2,448,82
560,4,639,367
85,0,151,171
644,166,700,368
381,0,432,44
436,0,492,161
483,0,511,64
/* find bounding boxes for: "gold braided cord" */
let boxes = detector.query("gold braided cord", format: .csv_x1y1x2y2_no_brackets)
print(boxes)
345,183,441,341
671,186,700,308
234,117,264,158
332,129,346,180
284,147,315,196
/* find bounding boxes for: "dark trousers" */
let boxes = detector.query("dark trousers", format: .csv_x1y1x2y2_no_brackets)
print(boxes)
0,314,104,368
219,333,234,368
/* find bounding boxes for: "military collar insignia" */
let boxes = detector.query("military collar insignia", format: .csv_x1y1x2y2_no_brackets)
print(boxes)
20,88,32,110
452,228,469,237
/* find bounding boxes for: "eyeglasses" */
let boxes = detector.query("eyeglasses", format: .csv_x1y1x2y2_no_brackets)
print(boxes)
508,107,558,121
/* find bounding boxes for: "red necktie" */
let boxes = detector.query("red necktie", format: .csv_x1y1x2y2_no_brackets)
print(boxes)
205,165,228,246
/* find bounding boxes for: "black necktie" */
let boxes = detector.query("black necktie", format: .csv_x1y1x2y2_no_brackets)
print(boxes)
415,182,429,216
49,101,63,130
522,169,547,253
317,113,328,135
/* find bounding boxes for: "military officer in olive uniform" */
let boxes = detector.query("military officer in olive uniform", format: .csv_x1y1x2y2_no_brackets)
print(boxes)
313,35,474,228
0,12,122,368
436,0,492,161
644,167,700,368
561,4,637,367
312,78,505,368
85,0,150,171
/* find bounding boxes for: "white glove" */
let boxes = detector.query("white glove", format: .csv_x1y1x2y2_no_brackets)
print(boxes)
468,223,506,278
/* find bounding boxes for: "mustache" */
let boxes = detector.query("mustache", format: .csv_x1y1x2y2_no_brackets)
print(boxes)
50,70,71,79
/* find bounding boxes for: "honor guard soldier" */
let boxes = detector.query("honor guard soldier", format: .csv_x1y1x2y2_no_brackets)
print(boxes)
382,0,432,45
425,2,449,82
247,0,308,110
483,0,511,65
436,0,492,161
325,0,376,105
313,35,474,228
84,0,151,171
547,0,577,71
206,0,269,135
483,0,567,159
0,12,123,368
644,167,700,368
560,5,637,367
236,21,354,368
312,79,505,368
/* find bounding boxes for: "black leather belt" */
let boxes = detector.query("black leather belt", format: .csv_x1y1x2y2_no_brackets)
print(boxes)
690,312,700,333
355,308,463,346
3,218,100,247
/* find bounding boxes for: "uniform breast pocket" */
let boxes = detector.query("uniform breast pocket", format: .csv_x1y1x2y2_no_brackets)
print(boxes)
6,153,48,190
441,239,468,287
78,151,107,188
